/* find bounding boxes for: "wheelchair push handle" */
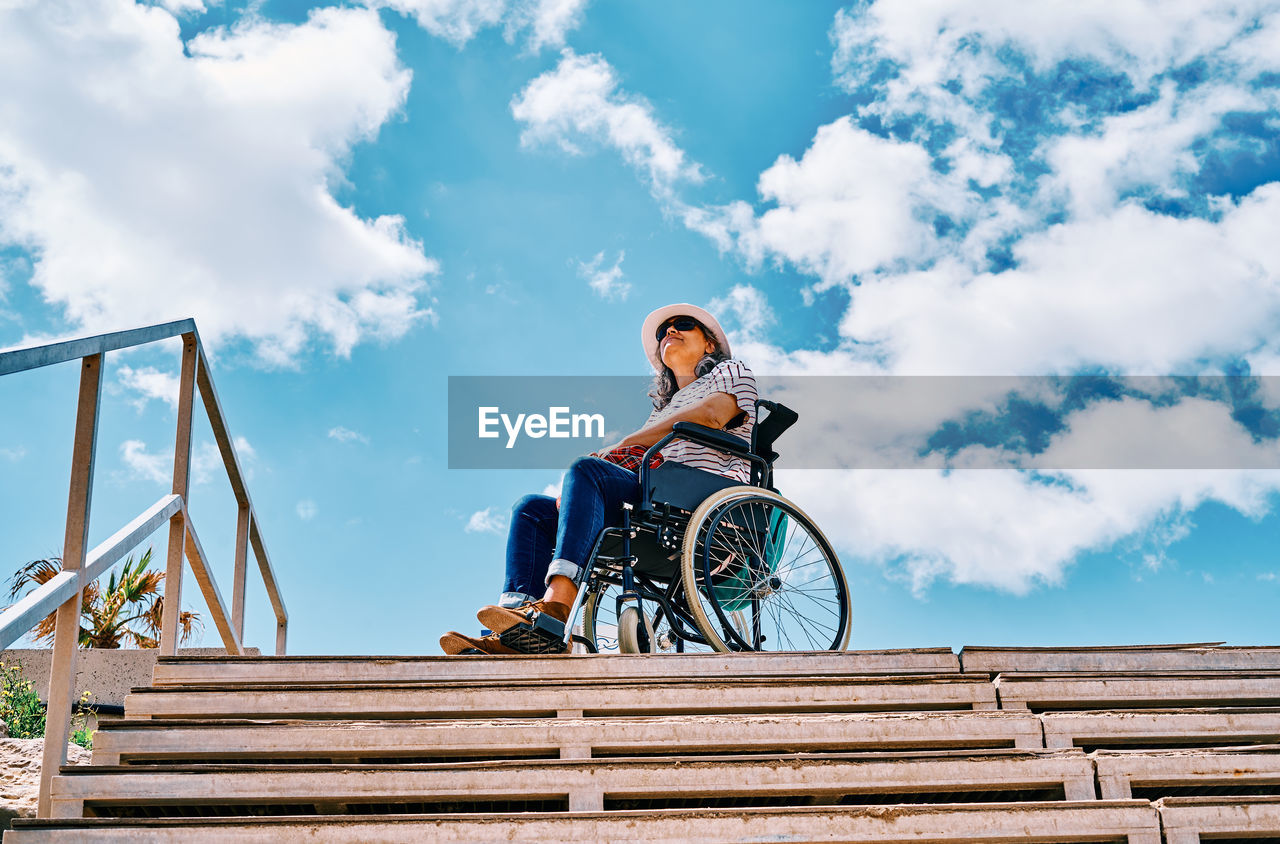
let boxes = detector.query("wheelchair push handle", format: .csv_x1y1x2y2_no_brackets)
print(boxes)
751,399,799,464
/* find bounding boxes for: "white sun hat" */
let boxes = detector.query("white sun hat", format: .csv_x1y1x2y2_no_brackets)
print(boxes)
640,303,731,371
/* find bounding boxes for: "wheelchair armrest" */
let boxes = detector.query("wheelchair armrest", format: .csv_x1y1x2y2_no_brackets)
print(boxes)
671,421,752,458
639,424,766,511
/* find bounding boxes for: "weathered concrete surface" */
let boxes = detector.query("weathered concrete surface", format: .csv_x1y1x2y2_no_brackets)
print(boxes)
123,674,998,720
47,749,1097,818
8,801,1164,843
1042,707,1280,749
995,671,1280,711
0,649,257,709
962,644,1280,674
150,649,962,686
1156,796,1280,844
90,710,1045,766
1092,745,1280,798
11,646,1280,840
0,739,91,832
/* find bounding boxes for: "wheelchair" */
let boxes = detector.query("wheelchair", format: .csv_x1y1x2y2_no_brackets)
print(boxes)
499,399,853,655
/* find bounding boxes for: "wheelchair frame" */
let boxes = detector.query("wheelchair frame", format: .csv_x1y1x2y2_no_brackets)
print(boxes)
497,400,844,655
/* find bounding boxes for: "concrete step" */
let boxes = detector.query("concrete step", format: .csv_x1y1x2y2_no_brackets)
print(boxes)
122,674,998,720
150,649,961,686
8,801,1164,843
994,671,1280,711
48,750,1096,818
1093,745,1280,799
91,710,1046,766
962,645,1280,674
24,649,1280,840
1155,795,1280,843
1042,707,1280,750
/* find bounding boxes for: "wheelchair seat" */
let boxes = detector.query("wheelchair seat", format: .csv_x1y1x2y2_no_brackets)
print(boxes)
645,459,741,514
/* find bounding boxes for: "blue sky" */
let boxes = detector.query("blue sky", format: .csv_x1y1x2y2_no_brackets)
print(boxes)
1,0,1279,654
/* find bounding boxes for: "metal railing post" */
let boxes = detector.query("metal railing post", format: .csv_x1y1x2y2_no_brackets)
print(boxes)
159,334,197,656
2,320,289,737
37,353,103,818
231,504,249,640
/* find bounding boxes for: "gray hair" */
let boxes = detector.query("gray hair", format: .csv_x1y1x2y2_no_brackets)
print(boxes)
649,325,730,410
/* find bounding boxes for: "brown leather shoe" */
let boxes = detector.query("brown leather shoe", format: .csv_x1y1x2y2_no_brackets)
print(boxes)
439,631,520,656
477,600,571,635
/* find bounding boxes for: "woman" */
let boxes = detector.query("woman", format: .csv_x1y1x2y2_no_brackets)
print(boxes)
440,303,758,655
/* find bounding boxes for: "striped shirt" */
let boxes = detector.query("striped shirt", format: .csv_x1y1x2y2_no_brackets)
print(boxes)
645,359,758,483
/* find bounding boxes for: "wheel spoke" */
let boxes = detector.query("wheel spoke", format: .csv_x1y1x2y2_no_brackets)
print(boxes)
682,491,850,653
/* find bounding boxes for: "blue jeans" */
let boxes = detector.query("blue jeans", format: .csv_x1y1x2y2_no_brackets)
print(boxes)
500,456,641,607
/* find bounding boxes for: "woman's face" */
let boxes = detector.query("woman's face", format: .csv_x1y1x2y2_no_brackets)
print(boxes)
658,317,714,372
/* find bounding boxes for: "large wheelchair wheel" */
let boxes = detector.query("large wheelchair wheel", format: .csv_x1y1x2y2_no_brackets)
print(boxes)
680,486,852,653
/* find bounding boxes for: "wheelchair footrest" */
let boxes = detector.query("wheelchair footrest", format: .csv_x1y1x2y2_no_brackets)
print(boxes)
498,611,567,654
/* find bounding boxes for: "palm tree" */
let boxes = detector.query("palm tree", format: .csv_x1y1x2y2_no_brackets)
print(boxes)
6,548,201,648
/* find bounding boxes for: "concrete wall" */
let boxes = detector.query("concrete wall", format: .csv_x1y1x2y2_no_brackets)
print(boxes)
0,648,258,711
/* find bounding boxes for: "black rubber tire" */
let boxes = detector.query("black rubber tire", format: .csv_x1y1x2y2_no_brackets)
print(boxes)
679,486,852,653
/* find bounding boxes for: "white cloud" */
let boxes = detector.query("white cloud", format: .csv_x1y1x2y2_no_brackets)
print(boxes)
783,465,1278,595
492,2,1280,599
120,439,169,484
731,119,942,281
0,1,436,366
0,446,27,461
1034,396,1280,471
233,435,256,462
723,319,1280,595
369,0,505,45
541,477,563,498
511,50,703,200
824,0,1280,263
839,184,1280,375
832,0,1280,95
1043,82,1262,218
683,116,1024,293
465,506,506,533
116,364,179,410
577,250,629,300
156,0,213,14
119,435,254,486
516,0,590,51
191,436,255,485
370,0,589,50
328,425,370,444
709,284,775,343
296,499,318,520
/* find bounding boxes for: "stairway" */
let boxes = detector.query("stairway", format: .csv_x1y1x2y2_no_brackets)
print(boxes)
7,645,1280,842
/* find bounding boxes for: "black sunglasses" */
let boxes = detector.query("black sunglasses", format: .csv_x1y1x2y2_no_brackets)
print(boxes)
656,316,701,341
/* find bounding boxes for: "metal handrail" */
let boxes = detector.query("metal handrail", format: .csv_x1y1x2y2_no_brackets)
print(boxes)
0,319,196,376
0,495,183,648
0,320,287,817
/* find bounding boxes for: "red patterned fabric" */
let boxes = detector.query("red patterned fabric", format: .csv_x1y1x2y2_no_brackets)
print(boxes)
593,444,665,472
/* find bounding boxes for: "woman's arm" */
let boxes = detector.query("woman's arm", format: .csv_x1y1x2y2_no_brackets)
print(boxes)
607,392,742,451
